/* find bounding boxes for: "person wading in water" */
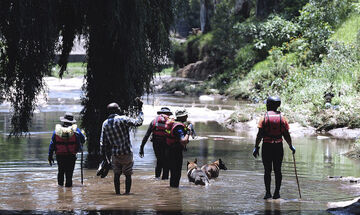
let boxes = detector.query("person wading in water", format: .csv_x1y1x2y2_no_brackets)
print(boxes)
165,109,191,188
100,101,143,195
139,107,173,180
48,112,85,187
252,96,296,199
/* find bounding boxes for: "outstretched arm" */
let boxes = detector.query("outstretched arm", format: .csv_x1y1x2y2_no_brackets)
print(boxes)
126,112,144,127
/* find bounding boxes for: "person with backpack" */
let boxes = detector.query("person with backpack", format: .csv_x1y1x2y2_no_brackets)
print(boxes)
48,112,86,187
252,96,296,199
165,109,191,188
100,100,144,195
139,107,173,180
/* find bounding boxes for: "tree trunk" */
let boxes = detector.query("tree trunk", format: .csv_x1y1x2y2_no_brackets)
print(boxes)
256,0,278,19
200,0,212,33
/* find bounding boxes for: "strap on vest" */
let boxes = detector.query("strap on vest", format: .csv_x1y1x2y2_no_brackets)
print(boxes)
263,111,283,143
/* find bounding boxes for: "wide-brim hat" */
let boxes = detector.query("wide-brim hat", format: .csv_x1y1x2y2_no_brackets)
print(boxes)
157,107,172,115
60,112,76,124
175,109,188,118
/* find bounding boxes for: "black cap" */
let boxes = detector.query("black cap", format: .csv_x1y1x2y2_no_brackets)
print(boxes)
157,107,172,115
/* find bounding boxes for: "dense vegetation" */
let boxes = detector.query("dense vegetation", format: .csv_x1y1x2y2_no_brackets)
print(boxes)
172,0,360,130
0,1,173,163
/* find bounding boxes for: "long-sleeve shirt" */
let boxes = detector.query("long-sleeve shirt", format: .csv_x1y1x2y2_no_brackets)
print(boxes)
48,126,85,156
100,112,144,156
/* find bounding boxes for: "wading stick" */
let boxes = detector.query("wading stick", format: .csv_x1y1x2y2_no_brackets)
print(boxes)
293,153,301,199
81,146,84,185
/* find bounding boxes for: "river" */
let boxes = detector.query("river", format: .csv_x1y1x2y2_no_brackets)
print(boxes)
0,77,359,215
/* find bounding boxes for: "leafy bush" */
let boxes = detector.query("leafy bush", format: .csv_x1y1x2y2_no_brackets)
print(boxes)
252,15,300,53
298,0,354,60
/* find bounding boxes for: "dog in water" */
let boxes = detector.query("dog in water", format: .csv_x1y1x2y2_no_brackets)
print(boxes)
201,159,227,179
187,159,209,185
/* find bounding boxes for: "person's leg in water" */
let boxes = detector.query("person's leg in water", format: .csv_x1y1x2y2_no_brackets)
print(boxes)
272,143,284,199
65,155,76,187
114,173,120,195
153,140,162,178
169,145,183,188
122,153,134,194
114,173,120,194
112,155,121,195
262,143,273,199
161,143,169,180
125,175,131,194
56,156,65,186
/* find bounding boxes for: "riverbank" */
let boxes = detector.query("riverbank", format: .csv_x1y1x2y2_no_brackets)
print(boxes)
1,76,360,214
155,75,360,142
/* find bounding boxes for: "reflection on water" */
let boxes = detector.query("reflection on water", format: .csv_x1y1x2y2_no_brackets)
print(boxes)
0,83,360,214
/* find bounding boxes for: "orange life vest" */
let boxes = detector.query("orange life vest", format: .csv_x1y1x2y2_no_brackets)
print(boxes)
54,124,78,155
152,114,169,139
165,119,187,146
262,111,284,143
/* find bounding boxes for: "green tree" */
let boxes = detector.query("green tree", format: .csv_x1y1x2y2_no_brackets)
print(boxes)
0,0,173,165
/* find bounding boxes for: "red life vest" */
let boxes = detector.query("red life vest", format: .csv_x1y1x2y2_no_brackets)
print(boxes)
54,125,78,155
262,111,284,143
152,114,169,139
165,119,187,146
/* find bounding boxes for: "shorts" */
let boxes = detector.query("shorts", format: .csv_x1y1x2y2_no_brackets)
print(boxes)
111,153,134,176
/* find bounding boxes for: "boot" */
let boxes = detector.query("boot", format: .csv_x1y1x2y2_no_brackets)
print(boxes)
264,173,271,199
273,172,282,199
263,192,272,199
273,190,280,199
125,175,132,194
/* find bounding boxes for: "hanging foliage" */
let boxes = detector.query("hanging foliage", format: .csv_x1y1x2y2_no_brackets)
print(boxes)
0,1,59,135
0,0,173,162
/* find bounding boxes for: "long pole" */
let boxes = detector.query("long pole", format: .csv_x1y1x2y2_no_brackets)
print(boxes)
293,153,301,199
81,148,84,185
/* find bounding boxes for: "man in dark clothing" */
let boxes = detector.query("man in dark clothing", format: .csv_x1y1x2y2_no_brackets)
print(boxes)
139,107,173,179
100,101,143,195
48,112,85,187
253,96,296,199
166,109,191,188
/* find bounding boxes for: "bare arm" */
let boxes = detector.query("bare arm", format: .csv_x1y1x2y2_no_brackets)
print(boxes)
283,129,292,147
283,129,295,154
141,121,153,147
255,128,264,147
180,133,190,146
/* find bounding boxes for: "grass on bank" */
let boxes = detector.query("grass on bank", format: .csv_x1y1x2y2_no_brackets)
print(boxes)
330,13,360,44
50,62,87,78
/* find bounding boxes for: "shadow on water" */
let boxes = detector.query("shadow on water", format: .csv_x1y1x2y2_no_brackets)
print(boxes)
0,83,360,214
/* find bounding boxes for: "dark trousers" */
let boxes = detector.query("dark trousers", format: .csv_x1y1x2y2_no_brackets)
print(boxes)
261,142,284,194
168,145,183,188
153,139,169,179
56,154,76,187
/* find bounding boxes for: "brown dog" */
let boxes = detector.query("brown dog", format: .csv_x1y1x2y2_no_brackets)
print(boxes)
201,159,227,179
187,159,209,185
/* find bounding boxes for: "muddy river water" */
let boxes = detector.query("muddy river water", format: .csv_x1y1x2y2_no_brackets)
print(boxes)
0,77,359,214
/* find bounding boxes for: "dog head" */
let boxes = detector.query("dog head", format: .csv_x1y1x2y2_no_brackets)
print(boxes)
187,158,198,171
215,159,227,170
